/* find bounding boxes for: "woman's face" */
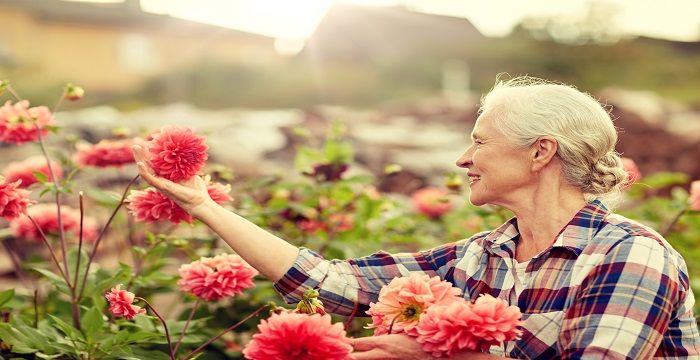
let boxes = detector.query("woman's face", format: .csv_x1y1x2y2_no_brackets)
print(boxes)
455,113,534,208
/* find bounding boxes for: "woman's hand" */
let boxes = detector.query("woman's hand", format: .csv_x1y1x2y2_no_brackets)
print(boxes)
131,144,214,217
350,334,437,360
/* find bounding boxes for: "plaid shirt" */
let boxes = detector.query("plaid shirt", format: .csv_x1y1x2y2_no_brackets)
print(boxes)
274,200,700,359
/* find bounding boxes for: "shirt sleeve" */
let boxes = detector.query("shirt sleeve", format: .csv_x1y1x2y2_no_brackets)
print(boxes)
272,240,464,316
559,235,683,359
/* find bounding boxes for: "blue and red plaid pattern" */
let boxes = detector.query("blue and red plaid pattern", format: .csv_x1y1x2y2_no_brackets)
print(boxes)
274,200,700,359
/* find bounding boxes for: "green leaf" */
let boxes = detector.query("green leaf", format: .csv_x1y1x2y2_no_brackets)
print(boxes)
81,307,104,340
0,288,14,307
32,170,49,183
0,323,38,354
31,267,69,292
47,315,84,342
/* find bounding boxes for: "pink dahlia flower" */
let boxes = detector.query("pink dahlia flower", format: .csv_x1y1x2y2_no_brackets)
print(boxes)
621,157,641,188
416,294,523,357
411,187,453,219
74,138,135,168
242,312,352,360
147,125,208,182
0,177,32,220
690,180,700,211
366,273,461,336
127,181,232,224
3,156,62,188
10,203,98,242
105,284,146,320
178,254,258,301
0,100,55,144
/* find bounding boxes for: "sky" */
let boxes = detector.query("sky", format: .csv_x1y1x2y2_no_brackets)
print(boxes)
69,0,700,42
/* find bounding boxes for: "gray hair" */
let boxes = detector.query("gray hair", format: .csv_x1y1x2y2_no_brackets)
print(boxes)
480,76,627,205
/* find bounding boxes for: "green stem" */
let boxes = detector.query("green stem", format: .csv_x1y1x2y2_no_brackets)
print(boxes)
25,214,71,286
180,304,268,360
137,297,175,360
661,205,689,237
172,298,201,357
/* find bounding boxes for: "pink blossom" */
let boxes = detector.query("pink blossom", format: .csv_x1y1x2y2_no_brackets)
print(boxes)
127,181,232,224
178,254,258,301
412,187,453,219
243,312,352,360
690,180,700,211
0,177,31,220
0,100,55,144
3,156,62,188
10,203,98,242
621,157,642,188
366,273,461,336
416,294,523,357
147,125,208,182
105,284,146,320
74,139,135,168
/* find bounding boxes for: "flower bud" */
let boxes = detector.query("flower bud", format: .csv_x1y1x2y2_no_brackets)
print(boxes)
445,172,463,191
64,83,85,101
295,290,326,315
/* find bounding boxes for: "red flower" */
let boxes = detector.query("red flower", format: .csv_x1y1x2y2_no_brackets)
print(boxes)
127,181,232,224
242,312,352,360
10,203,98,242
690,180,700,211
147,125,208,182
0,177,31,220
621,157,642,189
3,156,62,188
412,187,453,219
178,254,258,301
366,273,461,336
105,284,146,320
74,139,135,168
416,294,523,357
0,100,55,144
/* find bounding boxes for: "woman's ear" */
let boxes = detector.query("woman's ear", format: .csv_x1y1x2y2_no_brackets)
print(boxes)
531,136,558,172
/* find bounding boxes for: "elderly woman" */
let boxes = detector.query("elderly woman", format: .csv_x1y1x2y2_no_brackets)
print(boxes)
132,77,700,359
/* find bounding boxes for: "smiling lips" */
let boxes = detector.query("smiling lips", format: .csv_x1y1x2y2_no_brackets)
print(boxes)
468,173,481,184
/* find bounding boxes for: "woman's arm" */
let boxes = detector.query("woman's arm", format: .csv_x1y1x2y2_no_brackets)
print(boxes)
132,144,299,281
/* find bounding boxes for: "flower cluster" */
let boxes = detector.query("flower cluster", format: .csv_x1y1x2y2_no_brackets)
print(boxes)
689,180,700,211
126,181,232,224
366,273,461,336
621,157,642,188
74,138,135,168
0,100,55,144
147,125,208,182
367,274,523,358
105,284,146,320
178,254,258,301
0,176,32,220
3,156,62,188
243,312,352,360
412,187,453,219
10,203,99,242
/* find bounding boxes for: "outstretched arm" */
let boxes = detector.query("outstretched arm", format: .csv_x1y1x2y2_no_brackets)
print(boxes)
132,144,299,281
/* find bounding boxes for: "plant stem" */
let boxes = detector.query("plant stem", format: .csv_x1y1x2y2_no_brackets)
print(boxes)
6,85,22,101
78,174,139,301
26,214,71,286
31,115,71,286
52,93,65,114
33,289,39,328
180,304,269,360
137,297,175,360
662,205,689,237
172,298,201,357
0,239,30,287
74,192,84,290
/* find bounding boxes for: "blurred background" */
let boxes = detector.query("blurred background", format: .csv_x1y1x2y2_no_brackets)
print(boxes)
1,0,699,184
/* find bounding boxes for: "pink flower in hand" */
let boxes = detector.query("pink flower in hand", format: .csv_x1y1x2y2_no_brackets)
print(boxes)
178,254,258,301
105,284,146,320
0,100,55,144
126,188,193,224
207,181,234,204
74,139,135,168
412,187,452,219
366,273,461,336
3,156,62,188
621,157,641,189
0,176,31,220
416,294,523,357
147,125,208,182
243,312,352,360
689,180,700,211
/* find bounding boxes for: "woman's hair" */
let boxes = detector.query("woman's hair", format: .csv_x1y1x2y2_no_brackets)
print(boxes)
480,75,628,204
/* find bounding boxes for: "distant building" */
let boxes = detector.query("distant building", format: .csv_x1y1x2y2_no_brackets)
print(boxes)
0,0,277,93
